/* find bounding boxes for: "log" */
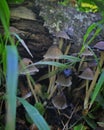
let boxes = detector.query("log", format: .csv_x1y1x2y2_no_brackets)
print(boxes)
9,0,53,62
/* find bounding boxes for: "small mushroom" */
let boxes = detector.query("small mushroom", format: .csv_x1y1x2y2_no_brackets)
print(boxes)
43,45,63,60
55,31,71,54
19,58,39,75
55,31,70,40
78,62,88,71
52,93,67,109
81,48,93,56
78,67,94,110
79,67,94,80
43,45,63,95
56,74,72,87
78,48,93,72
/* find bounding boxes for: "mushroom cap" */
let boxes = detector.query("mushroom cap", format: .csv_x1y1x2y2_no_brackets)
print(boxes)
55,31,70,40
52,93,67,109
78,68,94,80
81,48,93,56
19,58,39,75
88,60,97,68
43,45,63,59
94,41,104,51
56,74,72,87
79,62,88,71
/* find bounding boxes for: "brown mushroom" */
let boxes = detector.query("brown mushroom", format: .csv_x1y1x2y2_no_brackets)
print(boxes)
56,74,72,87
43,45,63,59
19,58,39,75
78,48,93,72
79,67,94,80
55,31,71,54
79,67,94,110
43,45,63,95
52,93,67,109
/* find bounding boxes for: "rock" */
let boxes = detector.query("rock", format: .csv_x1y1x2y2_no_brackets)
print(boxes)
35,0,104,52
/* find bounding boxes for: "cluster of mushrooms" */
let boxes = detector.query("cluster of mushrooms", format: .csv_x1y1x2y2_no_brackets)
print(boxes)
18,30,104,112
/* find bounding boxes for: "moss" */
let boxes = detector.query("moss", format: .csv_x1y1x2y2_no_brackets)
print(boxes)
35,0,102,45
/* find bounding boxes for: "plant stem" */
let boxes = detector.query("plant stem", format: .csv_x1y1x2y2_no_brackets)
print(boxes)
78,55,85,72
84,80,89,109
26,75,38,103
64,43,71,55
85,52,104,110
59,38,63,50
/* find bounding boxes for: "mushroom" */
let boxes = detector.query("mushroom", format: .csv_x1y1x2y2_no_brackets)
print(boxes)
78,62,88,72
78,48,93,72
78,67,94,110
19,58,39,75
43,45,63,95
19,58,39,102
56,74,72,88
55,31,71,54
52,93,67,109
43,45,63,59
79,67,94,80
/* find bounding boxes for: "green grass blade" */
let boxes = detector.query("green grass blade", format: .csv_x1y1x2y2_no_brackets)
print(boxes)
5,46,18,130
87,25,102,46
59,55,80,62
90,70,104,107
83,116,97,129
11,33,33,57
0,0,10,29
32,61,68,68
7,0,24,4
38,69,59,82
83,23,97,44
0,0,10,38
74,123,86,130
18,97,50,130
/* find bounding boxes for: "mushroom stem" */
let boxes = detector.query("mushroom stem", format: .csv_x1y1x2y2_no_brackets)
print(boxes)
64,43,71,55
84,80,89,109
78,55,85,72
26,75,38,103
48,85,57,100
59,38,64,50
47,60,56,94
85,52,104,110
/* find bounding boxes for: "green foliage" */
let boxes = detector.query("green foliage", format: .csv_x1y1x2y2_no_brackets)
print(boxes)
6,0,24,4
79,20,103,55
60,0,104,14
74,123,86,130
90,70,104,107
12,33,33,57
77,0,104,15
83,116,97,129
77,0,98,12
18,97,50,130
34,61,68,68
34,102,45,116
0,0,10,33
5,46,18,130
